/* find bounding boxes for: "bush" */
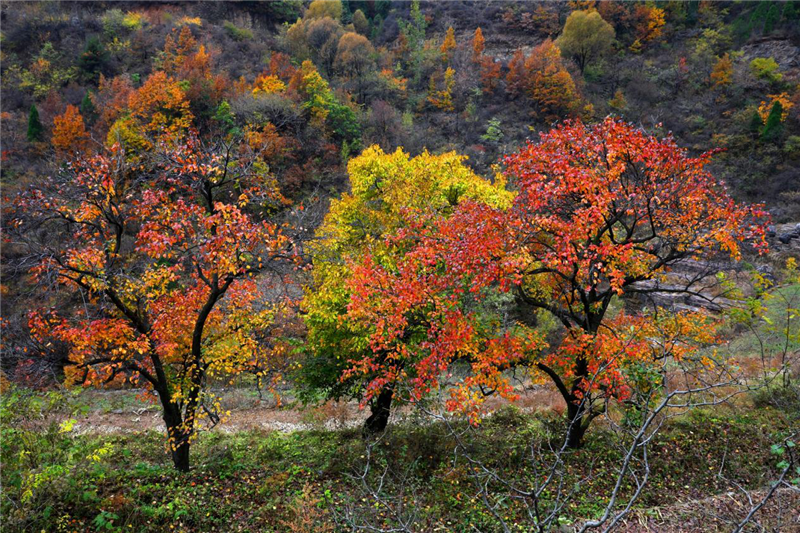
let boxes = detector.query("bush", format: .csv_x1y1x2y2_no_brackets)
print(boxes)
223,21,253,41
750,57,782,83
783,136,800,159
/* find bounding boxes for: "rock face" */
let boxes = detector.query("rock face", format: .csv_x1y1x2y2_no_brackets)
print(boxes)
626,221,799,314
773,221,800,252
740,39,800,71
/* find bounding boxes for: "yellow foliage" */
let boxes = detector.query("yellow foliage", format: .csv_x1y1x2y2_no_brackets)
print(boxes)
758,92,794,123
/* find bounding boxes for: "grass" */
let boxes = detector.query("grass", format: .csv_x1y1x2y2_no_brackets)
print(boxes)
2,385,797,533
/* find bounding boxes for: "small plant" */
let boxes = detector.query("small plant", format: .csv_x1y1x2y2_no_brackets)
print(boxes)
223,21,253,41
480,118,503,143
750,57,782,83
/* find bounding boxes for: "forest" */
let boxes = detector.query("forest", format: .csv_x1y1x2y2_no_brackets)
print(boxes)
0,0,799,531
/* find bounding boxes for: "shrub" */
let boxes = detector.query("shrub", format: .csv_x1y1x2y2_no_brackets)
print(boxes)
750,57,782,83
223,21,253,41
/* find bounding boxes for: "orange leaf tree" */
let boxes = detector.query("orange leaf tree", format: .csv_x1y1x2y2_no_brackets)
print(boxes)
52,104,89,156
344,118,766,445
18,136,293,470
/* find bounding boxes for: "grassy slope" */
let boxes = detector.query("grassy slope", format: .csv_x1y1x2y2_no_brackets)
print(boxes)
1,395,796,532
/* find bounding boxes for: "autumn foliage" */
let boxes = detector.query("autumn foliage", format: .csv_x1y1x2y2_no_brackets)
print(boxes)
341,118,766,443
52,105,89,155
20,137,293,470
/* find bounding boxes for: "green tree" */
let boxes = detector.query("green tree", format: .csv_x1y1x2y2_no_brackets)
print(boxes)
352,9,369,35
78,36,107,80
556,10,615,74
764,3,780,33
481,117,503,143
761,100,784,142
300,146,513,433
748,109,763,136
80,91,96,124
27,104,44,142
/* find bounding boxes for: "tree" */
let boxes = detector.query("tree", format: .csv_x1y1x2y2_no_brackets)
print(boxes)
748,109,764,136
78,36,108,81
306,0,343,21
479,56,501,94
556,9,615,73
301,146,513,433
505,48,527,98
524,39,584,120
633,4,666,43
304,17,344,74
427,67,456,111
440,26,456,62
608,88,627,111
472,27,485,62
20,137,293,471
343,118,765,446
352,9,369,35
335,32,375,79
761,100,784,142
52,105,88,155
80,91,96,124
27,104,44,143
710,53,733,88
763,3,780,34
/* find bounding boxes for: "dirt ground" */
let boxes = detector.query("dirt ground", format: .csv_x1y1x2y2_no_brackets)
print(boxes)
69,385,566,435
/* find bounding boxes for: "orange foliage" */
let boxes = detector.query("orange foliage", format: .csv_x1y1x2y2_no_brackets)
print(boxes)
343,118,767,427
479,55,501,94
523,39,584,120
92,74,134,132
472,27,485,62
52,105,88,155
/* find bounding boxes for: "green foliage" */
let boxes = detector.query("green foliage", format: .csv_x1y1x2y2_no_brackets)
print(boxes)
750,57,782,83
761,100,784,142
11,42,79,99
100,8,125,37
750,1,772,30
326,100,361,145
80,90,96,123
300,146,513,404
398,0,427,83
1,397,793,532
556,9,615,73
748,109,764,135
213,100,238,134
352,9,369,35
783,135,800,159
480,117,503,143
764,4,781,33
78,36,108,80
223,20,253,41
27,104,43,142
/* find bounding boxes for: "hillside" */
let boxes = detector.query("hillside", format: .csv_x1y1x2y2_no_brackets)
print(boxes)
1,2,799,532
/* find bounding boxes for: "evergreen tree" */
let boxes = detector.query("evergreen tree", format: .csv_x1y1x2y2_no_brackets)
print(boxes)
27,104,44,142
750,1,771,32
748,109,763,136
80,91,96,124
78,36,107,80
761,100,784,142
764,4,780,33
784,1,799,21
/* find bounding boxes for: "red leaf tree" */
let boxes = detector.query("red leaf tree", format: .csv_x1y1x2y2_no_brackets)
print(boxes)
17,136,293,470
344,118,766,445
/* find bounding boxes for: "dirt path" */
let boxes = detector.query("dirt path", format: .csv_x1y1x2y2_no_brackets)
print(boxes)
69,386,565,435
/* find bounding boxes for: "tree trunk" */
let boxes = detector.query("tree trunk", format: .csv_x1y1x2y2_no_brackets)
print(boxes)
565,356,590,449
171,439,190,472
363,387,393,435
158,391,191,472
